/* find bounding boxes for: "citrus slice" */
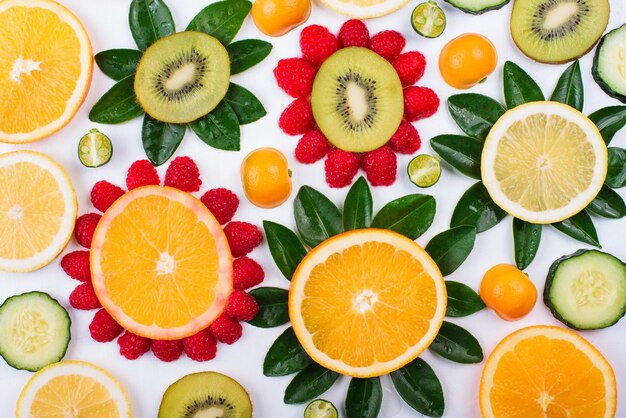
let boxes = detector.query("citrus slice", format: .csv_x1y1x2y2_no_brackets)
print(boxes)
481,101,607,224
0,151,77,272
480,325,616,418
78,128,113,168
17,360,131,418
305,399,338,418
408,154,441,187
318,0,410,19
289,229,446,377
91,186,232,340
0,0,93,143
411,1,446,38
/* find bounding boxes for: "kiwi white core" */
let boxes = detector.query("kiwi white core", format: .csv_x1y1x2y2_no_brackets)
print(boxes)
543,2,578,29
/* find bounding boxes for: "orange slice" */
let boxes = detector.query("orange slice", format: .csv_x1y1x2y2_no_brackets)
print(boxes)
91,186,232,340
480,325,617,418
0,0,93,143
289,229,446,377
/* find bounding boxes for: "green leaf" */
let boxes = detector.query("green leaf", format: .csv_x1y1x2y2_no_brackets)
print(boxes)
141,115,185,166
263,327,312,377
247,287,289,328
587,185,626,219
228,39,272,74
425,226,476,276
345,378,382,418
552,211,601,247
451,182,507,232
445,281,485,317
343,177,373,231
223,83,266,125
191,102,240,151
430,134,483,179
429,321,483,364
513,218,542,270
294,186,343,248
606,147,626,188
502,61,545,109
588,106,626,145
187,0,252,45
550,61,583,111
94,49,142,81
129,0,175,50
263,221,308,280
371,195,436,240
284,363,340,404
390,358,444,417
89,77,144,124
448,94,506,140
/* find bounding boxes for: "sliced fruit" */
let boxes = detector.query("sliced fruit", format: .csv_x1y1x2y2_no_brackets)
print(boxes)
444,0,509,14
91,185,233,340
480,325,616,418
305,399,338,418
411,1,446,39
317,0,411,19
289,229,446,377
0,151,77,272
78,128,113,168
407,154,441,187
241,147,292,208
481,101,607,224
0,0,93,143
592,23,626,103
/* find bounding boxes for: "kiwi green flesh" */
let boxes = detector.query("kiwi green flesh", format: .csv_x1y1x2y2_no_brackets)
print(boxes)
134,31,230,124
158,372,252,418
311,47,404,153
510,0,609,64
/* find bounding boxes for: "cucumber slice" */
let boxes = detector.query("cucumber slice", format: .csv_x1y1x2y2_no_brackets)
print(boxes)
0,292,71,371
592,24,626,103
78,128,112,168
444,0,509,14
544,249,626,330
411,1,446,39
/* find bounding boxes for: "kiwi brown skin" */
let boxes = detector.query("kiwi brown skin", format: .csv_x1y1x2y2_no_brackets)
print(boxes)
592,30,626,104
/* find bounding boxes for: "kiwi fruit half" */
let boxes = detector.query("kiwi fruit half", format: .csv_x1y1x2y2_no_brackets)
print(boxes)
311,47,404,153
134,31,230,124
510,0,609,64
158,371,252,418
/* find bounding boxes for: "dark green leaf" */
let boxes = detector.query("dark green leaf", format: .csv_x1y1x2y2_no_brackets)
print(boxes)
550,61,583,111
430,135,483,179
247,287,289,328
190,102,240,151
89,77,144,124
552,211,600,247
263,327,312,376
343,177,373,231
141,115,185,166
371,195,436,240
588,106,626,145
94,49,142,81
263,221,308,280
429,321,483,364
451,182,507,232
227,39,272,74
345,378,382,418
448,94,506,140
129,0,175,50
502,61,544,109
390,358,444,417
425,226,476,276
445,281,485,317
513,218,542,270
223,83,266,125
294,186,343,248
606,147,626,188
187,0,252,45
587,185,626,219
284,363,340,404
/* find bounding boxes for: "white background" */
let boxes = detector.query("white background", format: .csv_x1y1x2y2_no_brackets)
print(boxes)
1,0,626,416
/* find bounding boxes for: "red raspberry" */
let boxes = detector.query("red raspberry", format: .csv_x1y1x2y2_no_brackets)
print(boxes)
60,251,91,282
164,156,202,192
362,146,397,186
183,329,217,362
117,331,151,360
389,120,421,154
226,290,260,321
75,213,101,248
223,222,263,257
393,52,426,87
209,315,243,345
89,309,123,343
90,181,125,212
295,129,332,164
300,25,339,66
233,257,265,290
278,97,314,136
338,19,370,48
69,283,101,310
370,30,406,62
152,340,184,362
126,160,160,190
325,149,360,188
200,188,239,225
274,58,317,98
403,86,440,122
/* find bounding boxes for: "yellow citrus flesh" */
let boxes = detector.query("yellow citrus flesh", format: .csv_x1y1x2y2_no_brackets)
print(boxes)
318,0,411,18
0,0,93,143
290,229,446,377
480,326,616,418
91,186,232,340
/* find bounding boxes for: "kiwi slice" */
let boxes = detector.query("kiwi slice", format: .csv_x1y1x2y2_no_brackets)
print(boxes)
311,47,404,153
134,31,230,124
510,0,609,64
158,371,252,418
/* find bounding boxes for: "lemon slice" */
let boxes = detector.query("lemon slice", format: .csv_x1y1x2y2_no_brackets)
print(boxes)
318,0,410,19
481,102,607,224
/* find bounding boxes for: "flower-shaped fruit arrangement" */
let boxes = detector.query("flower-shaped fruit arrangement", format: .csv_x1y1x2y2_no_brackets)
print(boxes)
431,60,626,270
275,20,440,188
250,178,485,417
89,0,271,165
61,157,266,362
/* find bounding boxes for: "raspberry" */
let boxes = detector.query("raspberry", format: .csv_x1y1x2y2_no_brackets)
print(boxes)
152,340,184,362
300,25,339,66
338,19,370,48
274,58,317,98
278,97,314,136
90,181,125,212
209,315,243,345
370,30,406,62
393,52,426,87
362,146,397,186
75,213,101,248
226,290,260,321
126,160,159,190
183,329,217,362
89,309,123,343
403,86,440,122
389,120,421,154
117,331,151,360
295,129,332,164
60,251,91,282
69,283,101,310
325,149,360,188
233,257,265,290
164,156,202,192
223,222,263,257
200,188,239,225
